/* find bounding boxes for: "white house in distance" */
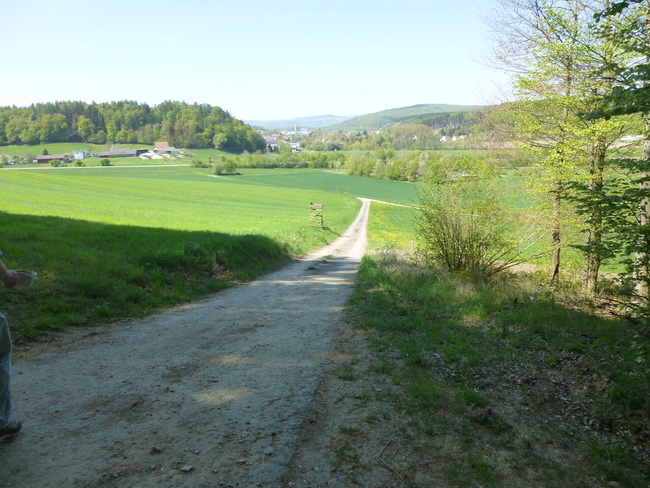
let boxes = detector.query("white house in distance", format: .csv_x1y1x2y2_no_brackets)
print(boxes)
440,135,468,142
73,151,92,160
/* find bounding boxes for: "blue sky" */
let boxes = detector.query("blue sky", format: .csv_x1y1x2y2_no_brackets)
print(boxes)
0,0,506,120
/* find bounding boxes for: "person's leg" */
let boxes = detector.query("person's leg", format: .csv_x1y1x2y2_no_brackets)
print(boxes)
0,312,13,429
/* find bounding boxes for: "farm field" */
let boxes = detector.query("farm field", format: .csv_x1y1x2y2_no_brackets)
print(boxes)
1,142,101,158
0,143,235,167
0,167,418,231
0,166,417,337
224,168,419,204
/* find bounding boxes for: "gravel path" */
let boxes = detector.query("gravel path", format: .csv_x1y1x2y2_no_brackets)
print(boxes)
1,198,370,488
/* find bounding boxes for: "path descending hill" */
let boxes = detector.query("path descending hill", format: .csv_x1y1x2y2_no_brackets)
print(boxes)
1,200,371,487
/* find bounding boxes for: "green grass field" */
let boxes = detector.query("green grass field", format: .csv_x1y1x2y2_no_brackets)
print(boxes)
1,142,101,158
366,203,418,251
226,169,419,204
0,167,417,230
0,166,417,337
1,167,351,233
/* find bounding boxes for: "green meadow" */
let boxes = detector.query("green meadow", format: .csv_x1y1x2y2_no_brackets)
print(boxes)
366,203,418,251
0,143,236,167
0,166,417,337
1,142,99,158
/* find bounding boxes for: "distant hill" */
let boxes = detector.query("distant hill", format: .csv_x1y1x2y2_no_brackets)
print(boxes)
246,115,354,130
330,104,483,130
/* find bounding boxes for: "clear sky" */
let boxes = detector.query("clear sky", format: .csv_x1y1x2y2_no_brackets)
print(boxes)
0,0,506,121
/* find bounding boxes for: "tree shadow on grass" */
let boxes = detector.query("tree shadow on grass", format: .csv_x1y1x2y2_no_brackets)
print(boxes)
0,212,293,338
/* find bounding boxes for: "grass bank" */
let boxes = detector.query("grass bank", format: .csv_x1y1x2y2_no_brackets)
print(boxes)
344,247,649,486
337,200,650,486
2,213,296,338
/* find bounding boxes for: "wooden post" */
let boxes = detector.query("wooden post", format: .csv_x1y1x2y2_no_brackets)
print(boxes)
309,203,324,228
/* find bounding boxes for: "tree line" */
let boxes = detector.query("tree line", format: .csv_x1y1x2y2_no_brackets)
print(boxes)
210,149,505,184
483,0,650,316
0,100,265,153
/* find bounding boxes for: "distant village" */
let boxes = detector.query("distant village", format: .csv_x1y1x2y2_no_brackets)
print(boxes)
262,126,311,153
262,126,468,153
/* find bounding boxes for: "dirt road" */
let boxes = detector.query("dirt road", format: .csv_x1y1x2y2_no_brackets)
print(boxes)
1,198,370,488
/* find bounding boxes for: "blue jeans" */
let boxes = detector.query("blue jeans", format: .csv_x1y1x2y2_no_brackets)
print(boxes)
0,313,12,429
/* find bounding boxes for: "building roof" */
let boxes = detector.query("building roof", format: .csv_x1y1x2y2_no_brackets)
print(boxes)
97,146,137,157
36,154,67,161
154,141,170,148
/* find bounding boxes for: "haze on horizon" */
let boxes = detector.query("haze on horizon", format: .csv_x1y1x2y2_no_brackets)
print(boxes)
0,0,506,121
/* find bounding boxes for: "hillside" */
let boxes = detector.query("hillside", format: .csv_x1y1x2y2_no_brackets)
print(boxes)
246,115,353,130
330,103,483,130
0,101,265,153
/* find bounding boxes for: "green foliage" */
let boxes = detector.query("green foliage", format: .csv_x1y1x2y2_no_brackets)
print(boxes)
0,100,265,153
583,1,650,315
213,158,237,175
493,0,641,295
192,159,212,169
100,158,111,166
415,162,539,276
589,1,650,118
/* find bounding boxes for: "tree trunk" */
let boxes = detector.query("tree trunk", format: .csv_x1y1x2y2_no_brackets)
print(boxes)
638,6,650,302
584,144,606,297
549,188,561,284
636,119,650,299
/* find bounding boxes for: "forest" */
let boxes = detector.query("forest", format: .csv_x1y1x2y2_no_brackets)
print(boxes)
0,100,266,153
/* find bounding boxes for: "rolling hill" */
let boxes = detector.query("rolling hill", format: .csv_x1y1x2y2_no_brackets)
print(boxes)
329,103,483,130
246,115,354,130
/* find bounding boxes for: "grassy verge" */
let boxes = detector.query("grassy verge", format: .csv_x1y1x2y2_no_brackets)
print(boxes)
346,253,649,487
1,213,299,338
366,202,417,251
343,195,650,487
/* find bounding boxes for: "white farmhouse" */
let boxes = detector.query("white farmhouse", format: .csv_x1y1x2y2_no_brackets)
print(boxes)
73,151,92,160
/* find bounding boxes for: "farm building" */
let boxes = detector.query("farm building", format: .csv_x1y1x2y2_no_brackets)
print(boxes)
36,154,68,164
153,142,179,155
97,146,138,158
73,151,92,160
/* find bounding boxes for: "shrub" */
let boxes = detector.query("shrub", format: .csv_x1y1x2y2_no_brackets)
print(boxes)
192,159,212,169
416,176,540,277
214,158,237,175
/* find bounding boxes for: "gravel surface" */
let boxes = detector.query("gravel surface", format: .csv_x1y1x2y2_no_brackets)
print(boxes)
1,198,370,488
